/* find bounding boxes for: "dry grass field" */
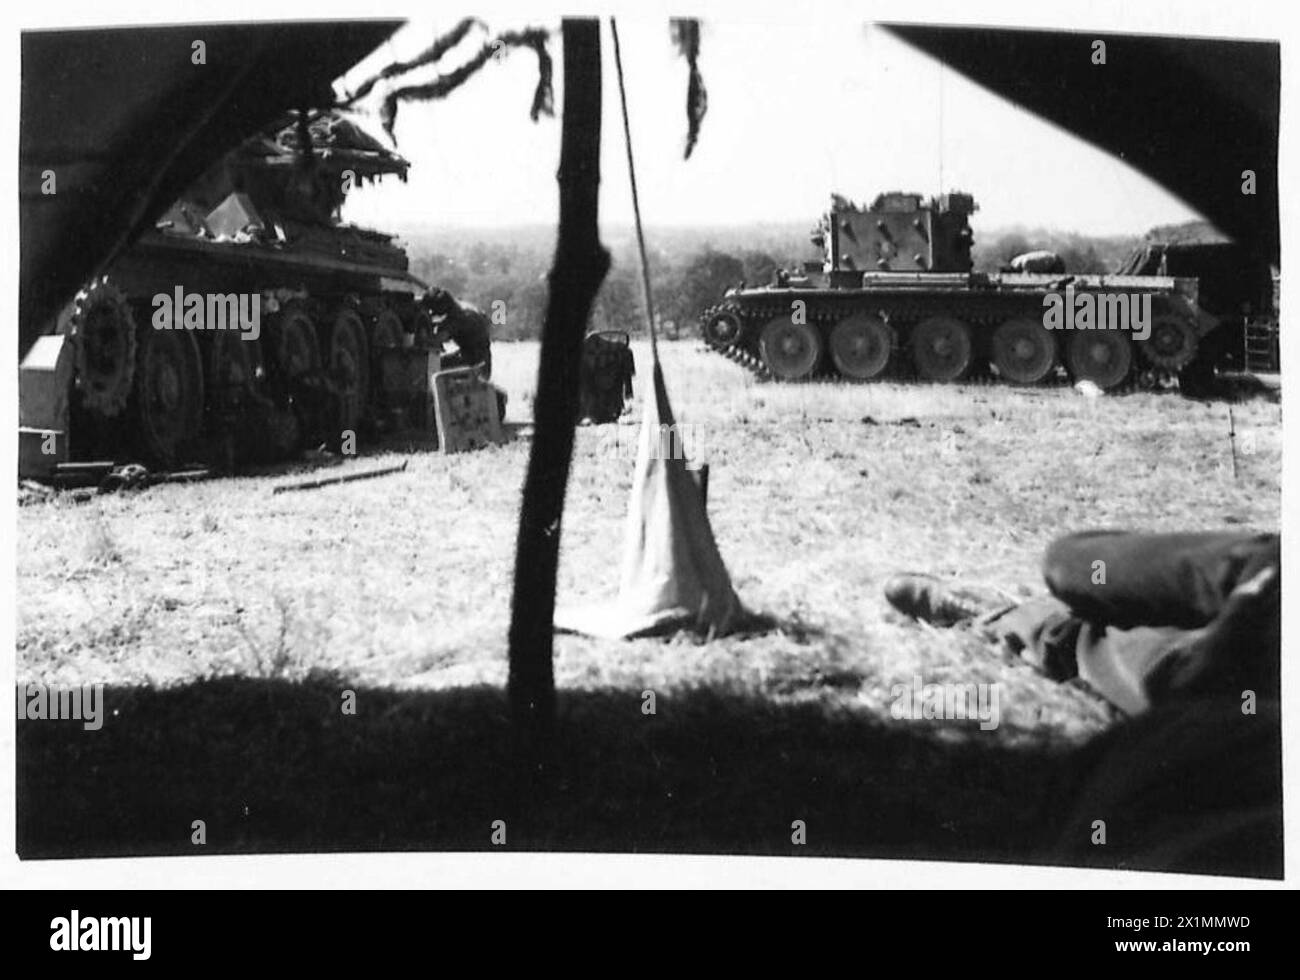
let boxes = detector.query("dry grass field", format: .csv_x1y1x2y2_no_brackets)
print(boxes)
16,339,1283,874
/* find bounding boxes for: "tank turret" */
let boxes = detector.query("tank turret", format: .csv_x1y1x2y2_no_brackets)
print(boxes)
819,191,977,277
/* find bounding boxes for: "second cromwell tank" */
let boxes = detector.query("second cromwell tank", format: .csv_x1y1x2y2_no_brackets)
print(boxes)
699,191,1212,390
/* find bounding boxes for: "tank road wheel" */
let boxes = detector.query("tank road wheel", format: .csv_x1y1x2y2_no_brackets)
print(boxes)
69,279,138,418
322,307,369,434
1067,331,1133,390
131,326,204,464
204,332,274,465
1140,315,1199,372
370,308,405,349
829,313,892,380
268,303,322,385
759,316,822,380
991,317,1056,385
701,306,744,348
911,316,973,382
369,308,408,412
206,329,264,408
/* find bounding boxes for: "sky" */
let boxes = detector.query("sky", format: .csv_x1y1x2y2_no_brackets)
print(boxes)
336,16,1206,237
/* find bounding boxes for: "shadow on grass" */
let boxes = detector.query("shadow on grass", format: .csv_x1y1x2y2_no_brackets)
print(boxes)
798,370,1279,403
216,421,528,483
16,677,1280,878
1184,371,1281,404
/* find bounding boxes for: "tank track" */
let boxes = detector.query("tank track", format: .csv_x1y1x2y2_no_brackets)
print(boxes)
700,296,1007,384
699,294,1183,393
699,302,772,380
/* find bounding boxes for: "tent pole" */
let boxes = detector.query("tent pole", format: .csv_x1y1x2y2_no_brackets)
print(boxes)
507,17,611,758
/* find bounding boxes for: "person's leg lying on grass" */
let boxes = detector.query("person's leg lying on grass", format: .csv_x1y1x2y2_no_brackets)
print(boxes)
884,530,1280,715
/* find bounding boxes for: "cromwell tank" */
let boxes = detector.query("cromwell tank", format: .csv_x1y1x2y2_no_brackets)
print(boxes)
699,191,1210,390
46,109,474,469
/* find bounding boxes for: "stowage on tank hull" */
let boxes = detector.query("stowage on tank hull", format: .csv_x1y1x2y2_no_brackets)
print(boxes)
699,190,1212,391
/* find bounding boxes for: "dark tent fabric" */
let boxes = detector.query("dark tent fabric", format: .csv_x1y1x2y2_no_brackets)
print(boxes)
883,26,1279,265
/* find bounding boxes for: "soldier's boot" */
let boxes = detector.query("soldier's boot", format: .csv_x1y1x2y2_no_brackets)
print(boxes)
884,573,1010,627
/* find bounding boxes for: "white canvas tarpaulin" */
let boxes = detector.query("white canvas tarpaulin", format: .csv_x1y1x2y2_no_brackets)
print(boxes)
556,360,745,640
558,20,746,640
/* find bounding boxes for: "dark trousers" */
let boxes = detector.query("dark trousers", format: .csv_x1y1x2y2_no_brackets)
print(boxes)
983,531,1280,714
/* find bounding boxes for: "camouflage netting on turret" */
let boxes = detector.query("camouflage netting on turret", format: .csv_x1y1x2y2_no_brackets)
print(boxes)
257,109,410,184
166,109,408,231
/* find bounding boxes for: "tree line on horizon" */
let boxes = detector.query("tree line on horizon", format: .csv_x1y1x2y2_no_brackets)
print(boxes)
405,225,1143,342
